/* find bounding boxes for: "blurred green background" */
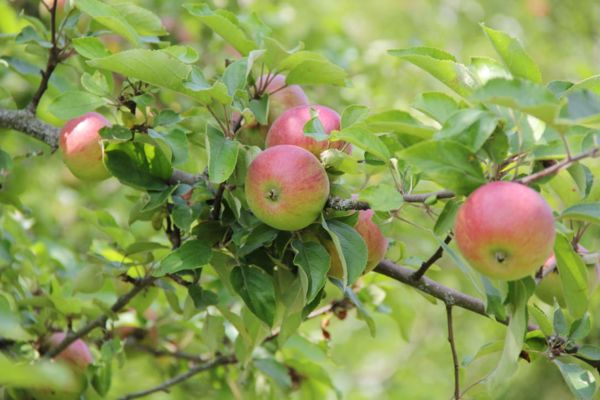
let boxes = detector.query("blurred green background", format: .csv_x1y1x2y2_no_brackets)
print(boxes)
1,0,600,398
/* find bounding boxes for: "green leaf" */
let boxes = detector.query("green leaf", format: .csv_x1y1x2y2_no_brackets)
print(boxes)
554,359,596,400
154,110,182,126
469,56,511,84
205,126,239,184
357,184,403,211
554,234,589,319
481,24,542,83
560,203,600,225
81,71,111,97
554,307,569,336
291,240,330,303
569,315,591,342
433,199,462,236
88,49,213,104
47,90,108,120
15,26,51,48
72,37,112,59
104,141,172,190
76,0,140,45
578,345,600,361
153,239,212,276
330,124,390,161
148,128,189,166
0,308,33,341
162,45,200,64
188,286,218,310
528,304,553,337
303,110,329,141
399,140,486,195
568,163,594,199
471,78,561,123
184,3,256,56
343,284,376,336
230,266,276,326
324,219,368,285
435,109,500,152
389,47,476,97
286,58,347,86
249,95,269,125
222,59,248,96
412,92,461,124
488,280,529,390
0,355,78,391
341,105,369,129
366,110,435,139
111,2,167,36
254,358,292,389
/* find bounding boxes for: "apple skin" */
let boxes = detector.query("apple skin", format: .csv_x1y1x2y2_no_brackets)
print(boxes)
257,74,309,123
245,145,330,231
327,209,388,279
454,181,556,281
47,332,93,370
265,105,349,157
59,112,111,181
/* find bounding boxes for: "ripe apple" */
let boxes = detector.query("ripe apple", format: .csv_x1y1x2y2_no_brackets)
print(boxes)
245,145,330,231
327,209,388,279
256,74,309,123
47,332,93,369
265,105,350,157
59,112,111,181
454,181,556,281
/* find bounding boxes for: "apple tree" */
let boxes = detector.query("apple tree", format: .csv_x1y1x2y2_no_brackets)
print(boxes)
0,1,599,399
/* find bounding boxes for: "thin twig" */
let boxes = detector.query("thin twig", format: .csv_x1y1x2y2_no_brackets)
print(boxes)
118,355,237,400
45,276,156,358
210,183,227,220
27,0,62,113
411,234,453,280
402,190,456,203
446,305,460,400
516,146,600,185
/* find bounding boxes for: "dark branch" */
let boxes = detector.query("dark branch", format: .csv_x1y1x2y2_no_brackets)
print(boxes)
118,355,237,400
27,0,63,113
516,147,600,185
45,276,156,359
210,183,226,220
411,234,453,280
446,305,460,399
402,190,456,203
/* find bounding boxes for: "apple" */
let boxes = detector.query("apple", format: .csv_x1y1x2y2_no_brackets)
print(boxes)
245,145,330,231
59,112,111,181
327,209,388,279
31,332,93,400
47,332,93,369
256,74,309,123
265,105,350,157
454,181,556,281
535,246,599,306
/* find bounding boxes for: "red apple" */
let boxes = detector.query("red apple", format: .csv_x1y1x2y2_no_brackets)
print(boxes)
256,74,309,123
59,112,111,181
245,145,330,231
265,105,349,157
454,181,555,281
327,209,388,278
47,332,93,370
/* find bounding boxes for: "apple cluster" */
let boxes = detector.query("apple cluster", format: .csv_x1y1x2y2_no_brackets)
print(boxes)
245,75,387,278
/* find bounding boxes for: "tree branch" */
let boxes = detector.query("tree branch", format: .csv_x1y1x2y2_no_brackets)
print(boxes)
210,182,227,220
402,190,456,203
0,109,60,150
118,355,237,400
326,196,370,211
516,146,600,185
45,275,156,359
411,234,453,280
446,305,460,400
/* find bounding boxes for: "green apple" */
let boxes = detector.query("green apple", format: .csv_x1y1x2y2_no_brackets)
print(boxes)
454,181,556,281
245,145,330,231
